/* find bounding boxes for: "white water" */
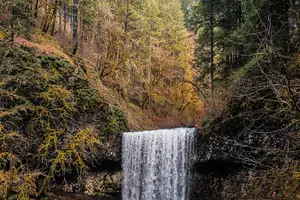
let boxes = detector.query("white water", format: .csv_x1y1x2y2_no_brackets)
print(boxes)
122,128,195,200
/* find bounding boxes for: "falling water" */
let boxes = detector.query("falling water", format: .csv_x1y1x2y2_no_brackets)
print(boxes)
122,128,195,200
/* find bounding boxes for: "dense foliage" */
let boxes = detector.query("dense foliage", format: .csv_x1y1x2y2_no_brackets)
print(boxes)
0,0,204,126
185,0,300,198
0,42,128,198
183,0,299,111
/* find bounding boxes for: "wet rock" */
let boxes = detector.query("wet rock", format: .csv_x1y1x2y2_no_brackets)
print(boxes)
84,172,122,197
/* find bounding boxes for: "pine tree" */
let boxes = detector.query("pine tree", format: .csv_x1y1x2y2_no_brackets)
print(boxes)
1,0,33,42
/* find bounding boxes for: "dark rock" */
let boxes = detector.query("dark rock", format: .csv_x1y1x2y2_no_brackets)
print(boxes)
191,102,300,199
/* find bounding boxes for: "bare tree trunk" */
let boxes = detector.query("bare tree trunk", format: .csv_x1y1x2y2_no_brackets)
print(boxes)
210,0,215,109
50,0,58,36
10,22,14,43
70,3,73,37
124,0,130,45
59,0,62,34
63,2,67,36
79,1,85,55
41,0,52,33
34,0,39,18
72,0,78,55
41,10,49,32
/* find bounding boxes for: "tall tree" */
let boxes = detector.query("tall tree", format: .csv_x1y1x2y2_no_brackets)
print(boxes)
50,0,58,35
63,1,67,36
186,0,223,110
72,0,78,55
208,0,215,106
1,0,33,42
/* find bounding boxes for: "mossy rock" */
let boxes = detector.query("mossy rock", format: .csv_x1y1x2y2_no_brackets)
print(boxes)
0,41,128,197
98,105,129,136
84,172,122,196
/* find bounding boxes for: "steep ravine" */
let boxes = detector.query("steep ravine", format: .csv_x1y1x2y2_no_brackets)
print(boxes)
2,40,299,200
0,40,127,199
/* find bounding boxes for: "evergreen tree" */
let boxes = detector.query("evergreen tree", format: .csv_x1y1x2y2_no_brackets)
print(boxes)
1,0,33,42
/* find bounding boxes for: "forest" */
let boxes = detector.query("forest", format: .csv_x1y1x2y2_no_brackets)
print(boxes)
0,0,299,199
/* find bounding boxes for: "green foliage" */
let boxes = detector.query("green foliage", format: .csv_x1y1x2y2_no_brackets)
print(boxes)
98,106,129,136
231,52,265,80
0,0,34,41
0,150,40,199
39,127,100,190
200,117,212,129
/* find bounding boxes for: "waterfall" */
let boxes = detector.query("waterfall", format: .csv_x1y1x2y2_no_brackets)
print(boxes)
122,128,195,200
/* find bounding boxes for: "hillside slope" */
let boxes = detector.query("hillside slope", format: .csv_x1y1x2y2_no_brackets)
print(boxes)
0,39,131,199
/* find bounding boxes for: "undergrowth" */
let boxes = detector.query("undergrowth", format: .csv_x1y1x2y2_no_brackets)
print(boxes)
0,40,128,199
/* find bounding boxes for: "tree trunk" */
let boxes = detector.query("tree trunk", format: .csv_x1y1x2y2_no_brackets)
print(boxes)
50,0,58,36
41,11,49,32
10,22,14,43
124,0,130,45
41,0,52,32
271,0,290,54
72,0,78,55
34,0,39,18
210,0,215,109
70,3,73,36
59,0,62,34
79,1,85,55
63,2,67,36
